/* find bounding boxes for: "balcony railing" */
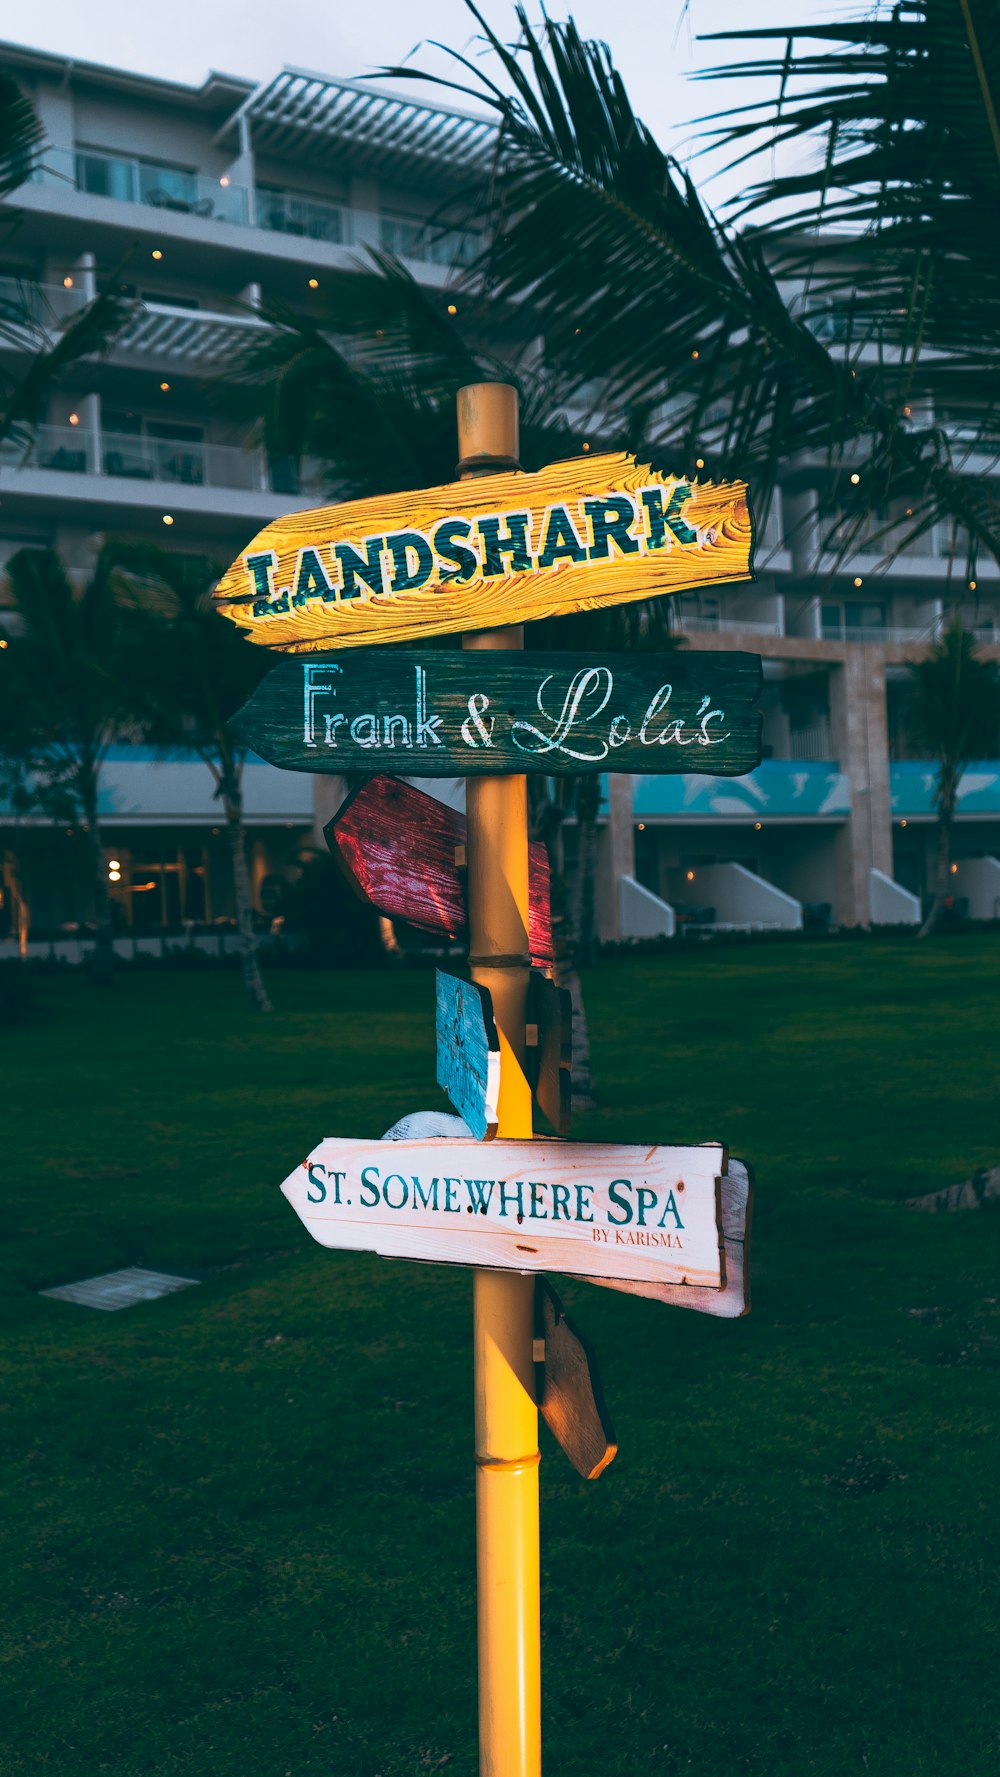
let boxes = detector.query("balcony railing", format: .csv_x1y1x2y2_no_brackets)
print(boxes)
0,423,318,497
256,187,344,242
380,213,479,267
23,150,480,269
72,148,249,224
677,614,785,636
0,275,89,338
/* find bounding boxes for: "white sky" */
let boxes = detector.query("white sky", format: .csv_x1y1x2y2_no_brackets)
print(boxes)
1,0,833,200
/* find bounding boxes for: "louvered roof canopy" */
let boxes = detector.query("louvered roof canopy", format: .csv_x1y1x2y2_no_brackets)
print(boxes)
227,70,497,182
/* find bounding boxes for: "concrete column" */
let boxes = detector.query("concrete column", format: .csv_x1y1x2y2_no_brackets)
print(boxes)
829,646,893,925
596,774,636,941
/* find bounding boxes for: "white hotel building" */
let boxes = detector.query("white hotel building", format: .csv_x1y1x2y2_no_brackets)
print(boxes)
1,40,999,952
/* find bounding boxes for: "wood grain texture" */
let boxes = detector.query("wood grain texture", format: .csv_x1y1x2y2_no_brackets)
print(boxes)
591,1158,753,1317
213,452,754,653
527,970,572,1137
435,970,501,1142
231,648,763,778
325,775,554,965
535,1278,617,1480
280,1136,727,1289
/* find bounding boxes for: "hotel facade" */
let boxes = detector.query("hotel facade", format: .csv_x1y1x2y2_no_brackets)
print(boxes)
2,40,999,956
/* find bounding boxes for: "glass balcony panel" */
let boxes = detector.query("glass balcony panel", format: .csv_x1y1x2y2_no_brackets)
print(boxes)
77,149,136,202
380,214,478,266
137,162,199,211
256,187,343,241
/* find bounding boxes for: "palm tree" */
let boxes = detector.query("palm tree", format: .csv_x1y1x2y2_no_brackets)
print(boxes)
110,547,273,1011
695,0,1000,572
368,1,998,576
905,619,1000,933
0,547,133,983
0,69,134,450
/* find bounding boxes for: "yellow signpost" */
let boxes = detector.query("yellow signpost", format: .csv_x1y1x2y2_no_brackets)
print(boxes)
458,384,541,1777
218,383,756,1776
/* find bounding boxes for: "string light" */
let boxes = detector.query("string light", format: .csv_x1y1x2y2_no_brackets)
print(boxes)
0,638,7,649
151,249,163,260
69,412,80,426
691,349,699,360
308,277,319,289
447,303,457,315
900,819,908,828
160,381,170,392
969,579,977,591
950,862,959,875
854,576,863,587
686,869,695,882
695,458,705,469
162,514,174,526
636,822,645,832
850,472,861,484
581,441,590,453
62,275,74,289
754,821,762,831
220,175,230,188
903,405,911,416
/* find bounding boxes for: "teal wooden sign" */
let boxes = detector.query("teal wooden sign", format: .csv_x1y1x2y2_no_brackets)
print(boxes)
436,971,501,1142
231,649,762,778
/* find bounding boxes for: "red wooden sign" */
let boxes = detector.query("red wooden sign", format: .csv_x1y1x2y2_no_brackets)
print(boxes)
325,776,554,965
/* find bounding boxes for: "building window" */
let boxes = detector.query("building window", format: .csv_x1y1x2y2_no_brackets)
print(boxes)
821,601,887,640
102,411,206,485
256,185,343,242
380,213,479,266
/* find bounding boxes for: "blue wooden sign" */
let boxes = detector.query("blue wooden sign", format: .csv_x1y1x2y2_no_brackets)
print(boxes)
435,970,501,1142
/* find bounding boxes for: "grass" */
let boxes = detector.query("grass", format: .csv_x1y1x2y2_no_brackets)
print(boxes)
2,938,999,1776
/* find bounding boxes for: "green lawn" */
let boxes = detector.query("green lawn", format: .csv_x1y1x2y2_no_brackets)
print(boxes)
3,940,999,1776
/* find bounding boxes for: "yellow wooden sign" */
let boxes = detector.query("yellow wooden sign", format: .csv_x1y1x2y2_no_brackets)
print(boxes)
212,451,753,653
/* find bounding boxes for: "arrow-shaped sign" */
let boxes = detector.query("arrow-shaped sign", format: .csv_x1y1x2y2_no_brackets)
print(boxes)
231,648,763,779
326,775,554,965
283,1134,727,1291
213,452,753,654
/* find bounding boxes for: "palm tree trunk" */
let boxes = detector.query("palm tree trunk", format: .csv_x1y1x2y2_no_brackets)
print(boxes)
80,771,114,986
220,774,272,1012
919,771,958,938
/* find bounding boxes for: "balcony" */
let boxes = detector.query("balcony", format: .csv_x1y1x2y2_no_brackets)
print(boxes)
255,186,344,242
0,422,320,502
0,274,89,341
677,614,785,637
19,149,481,270
72,148,249,224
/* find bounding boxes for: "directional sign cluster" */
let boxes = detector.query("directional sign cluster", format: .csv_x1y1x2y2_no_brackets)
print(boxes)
222,445,758,1479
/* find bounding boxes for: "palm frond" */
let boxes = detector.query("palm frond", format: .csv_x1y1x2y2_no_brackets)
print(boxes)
0,72,43,198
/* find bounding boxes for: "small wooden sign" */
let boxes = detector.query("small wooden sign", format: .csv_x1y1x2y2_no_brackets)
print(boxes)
326,775,554,965
593,1159,753,1318
231,649,762,778
527,971,572,1137
436,971,501,1142
213,452,753,653
535,1278,617,1480
281,1136,727,1290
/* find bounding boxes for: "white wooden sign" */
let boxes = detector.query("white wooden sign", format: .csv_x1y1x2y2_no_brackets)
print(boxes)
281,1136,726,1290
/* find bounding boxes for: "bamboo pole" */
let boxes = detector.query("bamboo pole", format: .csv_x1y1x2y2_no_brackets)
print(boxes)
458,383,542,1777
